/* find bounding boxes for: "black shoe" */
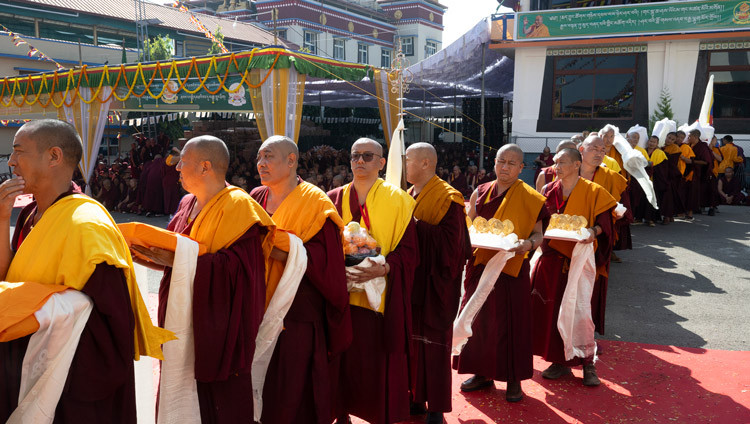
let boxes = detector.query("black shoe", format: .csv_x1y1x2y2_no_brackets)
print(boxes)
410,402,427,415
582,364,601,386
426,412,444,424
708,208,716,216
541,363,571,379
460,375,493,392
505,380,524,402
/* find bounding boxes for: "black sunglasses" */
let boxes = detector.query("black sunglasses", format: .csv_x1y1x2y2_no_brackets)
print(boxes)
350,152,381,162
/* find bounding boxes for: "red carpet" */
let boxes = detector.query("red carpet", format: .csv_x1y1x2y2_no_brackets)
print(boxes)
356,339,750,423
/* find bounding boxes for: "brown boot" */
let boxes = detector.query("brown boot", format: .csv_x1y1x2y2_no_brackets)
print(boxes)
541,363,571,380
460,375,493,392
505,380,523,402
582,364,601,386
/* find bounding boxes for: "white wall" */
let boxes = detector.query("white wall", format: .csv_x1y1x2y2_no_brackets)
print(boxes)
510,46,547,139
646,40,700,125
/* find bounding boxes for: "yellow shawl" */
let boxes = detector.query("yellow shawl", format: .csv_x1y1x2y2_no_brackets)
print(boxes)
474,179,546,277
647,148,667,167
679,144,695,178
341,179,415,312
264,181,344,308
592,166,628,203
409,175,465,226
6,194,175,359
602,155,622,173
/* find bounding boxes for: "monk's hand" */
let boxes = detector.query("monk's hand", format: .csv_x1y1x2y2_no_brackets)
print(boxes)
582,227,597,244
269,247,289,263
131,244,175,267
347,262,389,284
0,177,25,219
509,239,532,253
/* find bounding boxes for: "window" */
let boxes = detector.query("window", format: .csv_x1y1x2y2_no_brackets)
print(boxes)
552,54,636,119
334,38,346,61
358,44,369,64
39,21,93,44
381,48,392,68
97,31,138,49
303,31,318,55
708,50,750,119
275,30,287,40
0,14,35,37
425,40,438,57
400,37,414,56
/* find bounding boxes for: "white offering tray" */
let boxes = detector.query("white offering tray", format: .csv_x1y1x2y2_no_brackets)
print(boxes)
544,227,589,242
469,228,520,251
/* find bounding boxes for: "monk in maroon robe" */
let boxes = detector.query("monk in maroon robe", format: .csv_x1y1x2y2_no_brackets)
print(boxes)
661,132,685,224
404,143,470,422
448,165,470,197
687,130,716,214
250,136,351,424
718,167,747,205
531,148,616,387
0,120,148,422
455,145,547,403
328,138,418,424
132,136,273,423
162,153,181,215
141,155,165,216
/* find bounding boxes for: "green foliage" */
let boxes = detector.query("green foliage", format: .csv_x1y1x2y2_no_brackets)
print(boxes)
141,34,174,62
208,26,225,55
649,89,674,132
157,118,188,143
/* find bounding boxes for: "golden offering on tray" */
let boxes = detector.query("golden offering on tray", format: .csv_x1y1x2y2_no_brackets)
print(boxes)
471,217,515,237
548,214,588,231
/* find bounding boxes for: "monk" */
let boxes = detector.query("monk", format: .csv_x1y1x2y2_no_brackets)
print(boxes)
709,137,723,211
626,130,650,224
531,148,617,387
642,136,669,226
249,135,352,424
661,132,685,224
132,135,275,423
718,135,744,180
598,126,631,259
0,119,171,422
599,125,626,178
162,148,182,216
535,139,577,193
141,155,166,217
328,138,418,424
404,143,469,423
448,165,469,197
578,135,627,334
676,132,696,219
686,129,715,215
523,15,550,38
455,145,547,402
718,167,746,205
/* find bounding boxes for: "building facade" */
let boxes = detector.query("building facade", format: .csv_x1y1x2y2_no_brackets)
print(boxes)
491,0,750,152
187,0,446,68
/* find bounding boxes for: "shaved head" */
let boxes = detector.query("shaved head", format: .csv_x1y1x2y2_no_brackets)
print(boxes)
17,119,82,169
581,134,604,149
554,147,582,163
405,142,437,167
352,137,383,156
557,139,577,152
496,144,524,163
183,135,230,177
260,135,298,170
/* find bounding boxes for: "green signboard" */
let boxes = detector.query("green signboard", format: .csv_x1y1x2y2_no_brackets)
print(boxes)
119,75,254,112
516,0,750,41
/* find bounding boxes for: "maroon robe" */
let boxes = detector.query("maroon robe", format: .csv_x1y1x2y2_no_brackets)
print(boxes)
328,186,419,424
541,166,556,187
250,186,352,424
613,184,632,251
142,158,165,214
1,190,136,423
534,154,555,181
719,175,746,205
158,195,267,423
448,172,469,197
162,162,181,215
690,141,715,210
454,183,548,382
664,149,684,217
411,201,469,412
531,181,614,365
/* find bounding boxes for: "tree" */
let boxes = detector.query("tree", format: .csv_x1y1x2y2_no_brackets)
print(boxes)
649,89,674,132
141,34,174,62
208,26,225,55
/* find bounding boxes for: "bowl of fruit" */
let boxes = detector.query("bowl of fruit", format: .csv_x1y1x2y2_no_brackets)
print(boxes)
343,221,380,266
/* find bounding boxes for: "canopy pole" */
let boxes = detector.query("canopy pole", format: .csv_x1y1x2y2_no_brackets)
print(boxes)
479,42,486,171
453,84,457,143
